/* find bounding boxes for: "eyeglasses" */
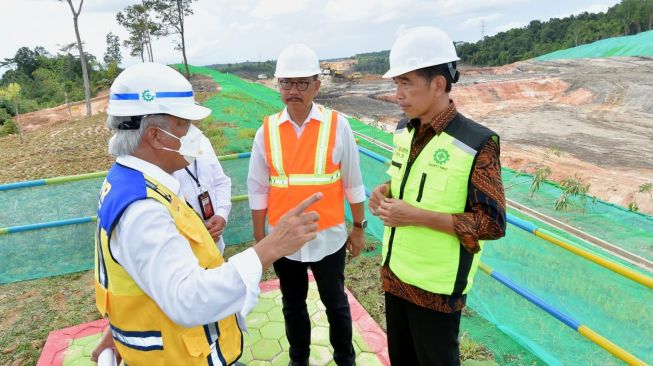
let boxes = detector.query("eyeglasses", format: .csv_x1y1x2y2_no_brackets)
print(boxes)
278,79,313,91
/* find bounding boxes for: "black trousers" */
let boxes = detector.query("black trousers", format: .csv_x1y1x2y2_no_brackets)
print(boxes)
385,292,462,366
273,245,355,366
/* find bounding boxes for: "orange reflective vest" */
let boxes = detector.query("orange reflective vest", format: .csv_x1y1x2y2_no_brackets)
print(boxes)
263,107,344,230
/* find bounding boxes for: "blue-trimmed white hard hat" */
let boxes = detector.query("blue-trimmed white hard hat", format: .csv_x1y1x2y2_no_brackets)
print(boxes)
383,26,460,79
107,62,211,120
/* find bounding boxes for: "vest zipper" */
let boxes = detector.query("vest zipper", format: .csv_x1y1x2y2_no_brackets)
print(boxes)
383,144,416,267
416,173,427,203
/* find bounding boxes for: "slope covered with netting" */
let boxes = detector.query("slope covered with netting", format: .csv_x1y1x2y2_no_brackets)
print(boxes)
536,30,653,61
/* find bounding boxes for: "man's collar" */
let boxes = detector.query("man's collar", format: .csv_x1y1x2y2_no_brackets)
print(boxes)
278,103,323,126
407,100,457,134
116,155,181,195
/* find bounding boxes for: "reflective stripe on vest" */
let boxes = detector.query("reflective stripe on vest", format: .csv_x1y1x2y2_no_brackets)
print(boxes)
267,107,340,186
382,127,485,296
110,324,164,352
94,163,242,365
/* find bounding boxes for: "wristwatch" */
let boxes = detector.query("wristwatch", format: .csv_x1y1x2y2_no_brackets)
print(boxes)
353,219,368,229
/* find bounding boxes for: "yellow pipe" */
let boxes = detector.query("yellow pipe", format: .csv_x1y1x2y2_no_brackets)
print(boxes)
578,326,647,366
534,230,653,290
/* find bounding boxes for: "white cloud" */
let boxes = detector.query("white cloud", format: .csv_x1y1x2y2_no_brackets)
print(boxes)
83,0,140,14
554,3,611,19
323,0,414,23
457,13,502,30
251,0,309,19
434,0,528,18
491,21,526,34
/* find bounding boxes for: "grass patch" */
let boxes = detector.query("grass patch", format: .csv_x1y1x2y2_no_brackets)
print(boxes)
0,271,99,365
0,113,113,184
236,128,257,139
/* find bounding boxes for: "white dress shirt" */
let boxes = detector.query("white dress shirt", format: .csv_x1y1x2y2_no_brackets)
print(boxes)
247,103,366,263
173,136,232,254
111,155,261,328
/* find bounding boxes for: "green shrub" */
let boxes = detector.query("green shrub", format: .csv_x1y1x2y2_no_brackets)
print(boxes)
236,128,256,139
0,119,19,136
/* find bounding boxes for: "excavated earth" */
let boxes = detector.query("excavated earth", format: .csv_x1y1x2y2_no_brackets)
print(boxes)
316,57,653,215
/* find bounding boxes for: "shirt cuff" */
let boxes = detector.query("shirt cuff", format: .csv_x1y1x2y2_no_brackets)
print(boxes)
229,248,262,318
214,209,230,224
452,214,481,254
248,194,268,210
345,185,366,203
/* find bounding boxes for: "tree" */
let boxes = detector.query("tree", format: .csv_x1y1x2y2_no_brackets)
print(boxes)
117,2,161,62
104,32,122,66
61,0,91,117
146,0,196,78
0,83,23,141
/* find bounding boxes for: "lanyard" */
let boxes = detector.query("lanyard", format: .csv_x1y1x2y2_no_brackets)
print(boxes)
184,160,201,189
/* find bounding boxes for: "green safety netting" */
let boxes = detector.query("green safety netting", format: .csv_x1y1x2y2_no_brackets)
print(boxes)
2,66,652,365
536,30,653,61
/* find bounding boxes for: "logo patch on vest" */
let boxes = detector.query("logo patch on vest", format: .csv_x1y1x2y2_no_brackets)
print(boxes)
433,148,450,165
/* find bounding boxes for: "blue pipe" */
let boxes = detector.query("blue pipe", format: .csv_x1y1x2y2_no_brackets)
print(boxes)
488,267,581,330
2,216,97,235
358,146,390,165
0,179,47,191
507,214,538,234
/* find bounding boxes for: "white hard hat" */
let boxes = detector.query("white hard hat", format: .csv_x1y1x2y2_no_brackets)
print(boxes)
107,62,211,120
274,44,320,78
383,26,460,78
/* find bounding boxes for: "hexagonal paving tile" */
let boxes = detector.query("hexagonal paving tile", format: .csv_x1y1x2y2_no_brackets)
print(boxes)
267,306,285,322
306,300,319,316
311,326,330,346
254,297,277,313
352,330,373,352
239,347,253,364
248,360,273,366
356,351,384,366
279,335,290,351
244,327,262,346
251,338,282,360
260,321,286,340
247,312,270,329
309,344,333,366
310,310,329,327
271,351,291,366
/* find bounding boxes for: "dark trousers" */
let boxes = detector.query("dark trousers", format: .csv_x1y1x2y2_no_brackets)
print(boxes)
273,245,355,366
385,292,462,366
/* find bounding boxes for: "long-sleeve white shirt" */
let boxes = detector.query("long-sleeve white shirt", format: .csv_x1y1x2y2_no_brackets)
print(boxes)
111,155,261,328
173,136,232,253
247,103,366,263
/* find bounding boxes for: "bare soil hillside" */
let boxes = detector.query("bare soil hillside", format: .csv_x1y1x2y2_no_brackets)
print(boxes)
317,57,653,214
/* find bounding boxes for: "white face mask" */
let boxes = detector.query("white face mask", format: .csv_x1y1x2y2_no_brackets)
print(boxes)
158,124,205,164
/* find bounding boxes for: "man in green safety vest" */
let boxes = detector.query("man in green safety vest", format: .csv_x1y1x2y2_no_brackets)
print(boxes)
369,26,506,365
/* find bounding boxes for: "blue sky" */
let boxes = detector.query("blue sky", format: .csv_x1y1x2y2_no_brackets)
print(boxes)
1,0,620,69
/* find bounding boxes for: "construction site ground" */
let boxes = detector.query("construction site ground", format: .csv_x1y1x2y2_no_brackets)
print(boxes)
313,57,653,215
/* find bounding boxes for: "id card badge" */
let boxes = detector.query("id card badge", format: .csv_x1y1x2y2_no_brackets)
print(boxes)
198,191,215,220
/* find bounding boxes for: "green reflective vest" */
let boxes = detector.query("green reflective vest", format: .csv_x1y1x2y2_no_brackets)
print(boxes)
382,113,497,296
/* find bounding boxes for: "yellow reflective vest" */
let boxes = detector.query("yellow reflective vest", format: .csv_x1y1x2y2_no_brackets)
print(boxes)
382,114,497,296
95,163,242,365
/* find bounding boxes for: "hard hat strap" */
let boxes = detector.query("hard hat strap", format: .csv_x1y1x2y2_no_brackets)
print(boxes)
117,116,143,130
447,62,457,80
